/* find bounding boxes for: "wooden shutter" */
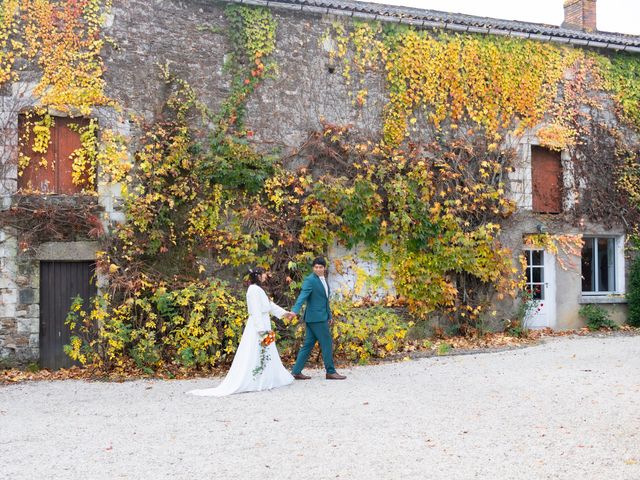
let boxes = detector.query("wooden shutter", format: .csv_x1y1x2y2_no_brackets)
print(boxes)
18,114,93,194
531,145,562,214
18,113,56,192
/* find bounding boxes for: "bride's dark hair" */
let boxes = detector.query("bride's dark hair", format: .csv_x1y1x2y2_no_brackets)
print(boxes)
248,266,266,285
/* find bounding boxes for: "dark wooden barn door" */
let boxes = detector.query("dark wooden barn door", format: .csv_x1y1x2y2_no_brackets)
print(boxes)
40,261,97,369
531,146,563,214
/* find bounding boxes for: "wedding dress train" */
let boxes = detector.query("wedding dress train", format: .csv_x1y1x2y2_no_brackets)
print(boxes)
187,284,294,397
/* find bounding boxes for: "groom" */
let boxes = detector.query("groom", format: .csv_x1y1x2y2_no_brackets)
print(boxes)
290,256,346,380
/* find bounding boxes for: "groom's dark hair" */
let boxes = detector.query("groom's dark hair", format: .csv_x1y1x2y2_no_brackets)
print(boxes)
312,256,327,267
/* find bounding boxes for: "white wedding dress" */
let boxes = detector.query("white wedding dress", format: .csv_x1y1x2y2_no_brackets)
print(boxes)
187,284,294,396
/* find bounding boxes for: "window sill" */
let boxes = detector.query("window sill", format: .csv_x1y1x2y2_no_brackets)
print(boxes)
579,295,627,305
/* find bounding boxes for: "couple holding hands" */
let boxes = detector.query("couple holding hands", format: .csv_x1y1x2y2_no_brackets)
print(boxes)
188,256,346,397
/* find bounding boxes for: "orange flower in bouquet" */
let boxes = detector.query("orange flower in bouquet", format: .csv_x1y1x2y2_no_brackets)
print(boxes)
253,331,276,378
261,331,276,347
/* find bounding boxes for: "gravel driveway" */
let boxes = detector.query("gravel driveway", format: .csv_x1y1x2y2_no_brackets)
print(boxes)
1,335,639,479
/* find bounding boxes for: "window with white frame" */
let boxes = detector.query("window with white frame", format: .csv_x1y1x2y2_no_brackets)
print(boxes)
581,237,617,294
524,249,545,300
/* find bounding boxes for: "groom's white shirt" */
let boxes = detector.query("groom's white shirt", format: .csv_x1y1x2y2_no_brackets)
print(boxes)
319,275,329,297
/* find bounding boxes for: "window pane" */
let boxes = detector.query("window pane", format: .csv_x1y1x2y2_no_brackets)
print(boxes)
532,284,544,300
597,238,615,292
607,238,616,291
581,238,594,292
525,250,545,300
531,250,543,266
532,267,543,283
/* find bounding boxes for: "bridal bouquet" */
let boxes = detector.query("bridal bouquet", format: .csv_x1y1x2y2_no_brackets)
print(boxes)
253,330,275,378
261,331,276,347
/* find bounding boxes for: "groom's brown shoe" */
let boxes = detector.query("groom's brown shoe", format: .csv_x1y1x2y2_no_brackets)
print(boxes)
326,372,346,380
293,373,311,380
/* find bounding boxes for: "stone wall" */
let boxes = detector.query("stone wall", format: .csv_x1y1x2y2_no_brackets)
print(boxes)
0,239,102,365
103,0,385,153
0,103,127,365
0,231,31,365
0,87,127,366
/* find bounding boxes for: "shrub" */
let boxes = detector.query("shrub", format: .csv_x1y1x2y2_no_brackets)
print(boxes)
579,304,618,331
330,300,412,363
506,289,538,337
64,280,247,370
627,255,640,327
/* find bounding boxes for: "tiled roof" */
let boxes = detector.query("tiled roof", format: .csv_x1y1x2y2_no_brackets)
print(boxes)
230,0,640,51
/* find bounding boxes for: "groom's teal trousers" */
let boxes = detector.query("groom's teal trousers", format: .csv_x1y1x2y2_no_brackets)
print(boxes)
291,321,336,375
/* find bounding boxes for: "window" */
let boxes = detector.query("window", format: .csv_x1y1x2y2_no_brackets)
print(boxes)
524,249,545,300
18,113,93,193
531,145,562,214
581,237,616,293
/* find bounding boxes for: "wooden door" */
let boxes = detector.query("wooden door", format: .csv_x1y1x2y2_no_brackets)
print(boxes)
39,261,97,370
531,146,562,214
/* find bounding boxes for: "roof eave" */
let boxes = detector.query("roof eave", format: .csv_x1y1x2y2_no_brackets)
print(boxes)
230,0,640,53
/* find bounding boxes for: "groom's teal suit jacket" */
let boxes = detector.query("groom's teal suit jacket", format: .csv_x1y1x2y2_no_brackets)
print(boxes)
291,273,331,323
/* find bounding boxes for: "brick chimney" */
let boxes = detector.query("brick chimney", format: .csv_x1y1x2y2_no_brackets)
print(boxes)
562,0,597,31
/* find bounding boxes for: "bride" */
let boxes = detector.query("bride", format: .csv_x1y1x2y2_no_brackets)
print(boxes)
187,267,294,396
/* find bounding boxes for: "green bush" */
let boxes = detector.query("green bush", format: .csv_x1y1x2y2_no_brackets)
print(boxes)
330,301,412,363
64,280,247,370
627,255,640,327
579,304,618,331
507,289,537,337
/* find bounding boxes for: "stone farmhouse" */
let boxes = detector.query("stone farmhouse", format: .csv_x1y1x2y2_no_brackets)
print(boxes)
0,0,639,368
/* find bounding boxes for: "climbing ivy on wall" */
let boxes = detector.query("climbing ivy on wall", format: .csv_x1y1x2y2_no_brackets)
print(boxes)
327,20,640,230
0,0,20,85
215,5,277,135
0,0,128,195
600,53,640,129
297,121,520,321
327,22,580,148
65,5,311,370
22,0,113,114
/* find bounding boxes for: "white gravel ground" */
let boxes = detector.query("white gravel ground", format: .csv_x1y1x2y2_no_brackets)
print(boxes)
1,335,640,480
